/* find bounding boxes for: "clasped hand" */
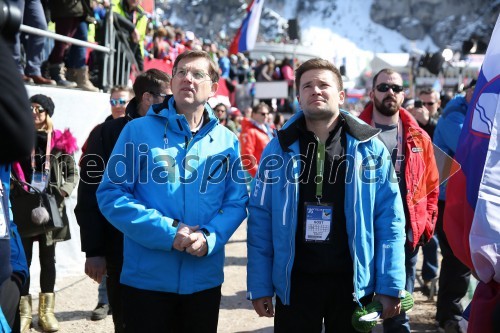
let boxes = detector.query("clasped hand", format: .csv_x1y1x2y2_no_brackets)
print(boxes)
173,222,208,257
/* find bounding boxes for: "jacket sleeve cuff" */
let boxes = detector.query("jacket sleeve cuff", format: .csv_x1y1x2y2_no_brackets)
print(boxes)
85,250,106,258
375,286,406,299
200,226,215,256
246,288,274,300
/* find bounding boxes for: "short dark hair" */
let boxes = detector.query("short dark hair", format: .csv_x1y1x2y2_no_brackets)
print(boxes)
295,58,343,92
133,69,171,102
214,103,227,111
172,50,220,83
372,68,400,89
252,102,271,116
110,85,134,97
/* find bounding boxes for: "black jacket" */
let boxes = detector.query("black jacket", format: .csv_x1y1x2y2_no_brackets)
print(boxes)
0,37,34,165
0,35,33,288
75,98,142,259
75,96,172,259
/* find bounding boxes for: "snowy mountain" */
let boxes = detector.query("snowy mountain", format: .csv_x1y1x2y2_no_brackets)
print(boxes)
161,0,497,49
159,0,498,77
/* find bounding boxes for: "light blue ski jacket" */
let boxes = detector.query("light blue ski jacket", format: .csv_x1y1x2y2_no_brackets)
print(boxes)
247,111,406,305
97,98,248,294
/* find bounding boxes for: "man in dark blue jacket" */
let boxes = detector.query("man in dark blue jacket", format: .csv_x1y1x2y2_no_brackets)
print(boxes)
0,35,32,333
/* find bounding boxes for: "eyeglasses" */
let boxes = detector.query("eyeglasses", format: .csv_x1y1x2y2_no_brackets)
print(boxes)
375,83,404,93
149,91,167,98
110,98,128,106
173,68,211,82
31,105,46,113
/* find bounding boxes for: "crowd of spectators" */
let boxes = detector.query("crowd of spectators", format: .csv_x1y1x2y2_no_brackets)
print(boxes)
12,0,473,132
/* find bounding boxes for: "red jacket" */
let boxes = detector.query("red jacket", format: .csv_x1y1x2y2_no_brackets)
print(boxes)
240,118,272,177
360,104,439,249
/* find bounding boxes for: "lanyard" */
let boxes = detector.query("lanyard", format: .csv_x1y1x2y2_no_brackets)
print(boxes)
315,141,326,203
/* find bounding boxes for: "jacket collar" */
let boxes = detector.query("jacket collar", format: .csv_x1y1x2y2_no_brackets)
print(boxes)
277,110,380,151
125,97,142,120
148,96,219,136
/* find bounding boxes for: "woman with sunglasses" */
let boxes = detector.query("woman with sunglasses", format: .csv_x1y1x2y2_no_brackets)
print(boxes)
11,94,79,332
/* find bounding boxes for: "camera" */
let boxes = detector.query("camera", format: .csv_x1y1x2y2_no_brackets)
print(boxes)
0,0,22,42
414,100,423,108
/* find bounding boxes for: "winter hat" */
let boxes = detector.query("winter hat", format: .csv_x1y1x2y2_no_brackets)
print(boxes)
29,94,55,117
230,107,242,117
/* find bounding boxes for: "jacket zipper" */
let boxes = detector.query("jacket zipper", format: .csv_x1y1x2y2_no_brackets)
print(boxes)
207,154,230,180
282,182,289,226
350,136,376,306
351,141,360,304
284,156,297,304
259,170,269,206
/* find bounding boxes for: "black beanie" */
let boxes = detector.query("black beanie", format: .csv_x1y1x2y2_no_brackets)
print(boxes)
29,94,55,117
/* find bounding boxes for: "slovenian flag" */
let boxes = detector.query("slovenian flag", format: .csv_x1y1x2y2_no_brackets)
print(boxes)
229,0,265,55
443,14,500,332
444,14,500,283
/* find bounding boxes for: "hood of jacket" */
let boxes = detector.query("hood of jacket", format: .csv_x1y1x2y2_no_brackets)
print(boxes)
442,95,468,118
277,110,381,151
124,97,142,120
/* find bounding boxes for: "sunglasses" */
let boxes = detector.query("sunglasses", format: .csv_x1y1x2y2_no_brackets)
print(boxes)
149,91,167,98
110,98,128,106
31,105,46,113
422,102,435,106
259,112,269,116
375,83,404,93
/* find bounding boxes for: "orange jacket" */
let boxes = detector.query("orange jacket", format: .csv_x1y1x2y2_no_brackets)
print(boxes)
360,104,439,249
240,118,272,177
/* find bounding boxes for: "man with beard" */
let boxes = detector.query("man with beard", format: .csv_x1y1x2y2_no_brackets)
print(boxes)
359,68,439,333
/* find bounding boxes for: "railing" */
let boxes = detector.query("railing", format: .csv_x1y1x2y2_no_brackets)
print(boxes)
19,6,140,91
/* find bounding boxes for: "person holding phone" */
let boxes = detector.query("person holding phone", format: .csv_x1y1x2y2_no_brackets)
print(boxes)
411,88,442,138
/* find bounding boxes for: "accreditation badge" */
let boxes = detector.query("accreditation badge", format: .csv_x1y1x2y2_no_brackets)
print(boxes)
303,203,333,243
31,171,48,192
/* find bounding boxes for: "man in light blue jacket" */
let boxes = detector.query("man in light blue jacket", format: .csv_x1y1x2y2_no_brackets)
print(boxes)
97,50,248,332
247,58,406,332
